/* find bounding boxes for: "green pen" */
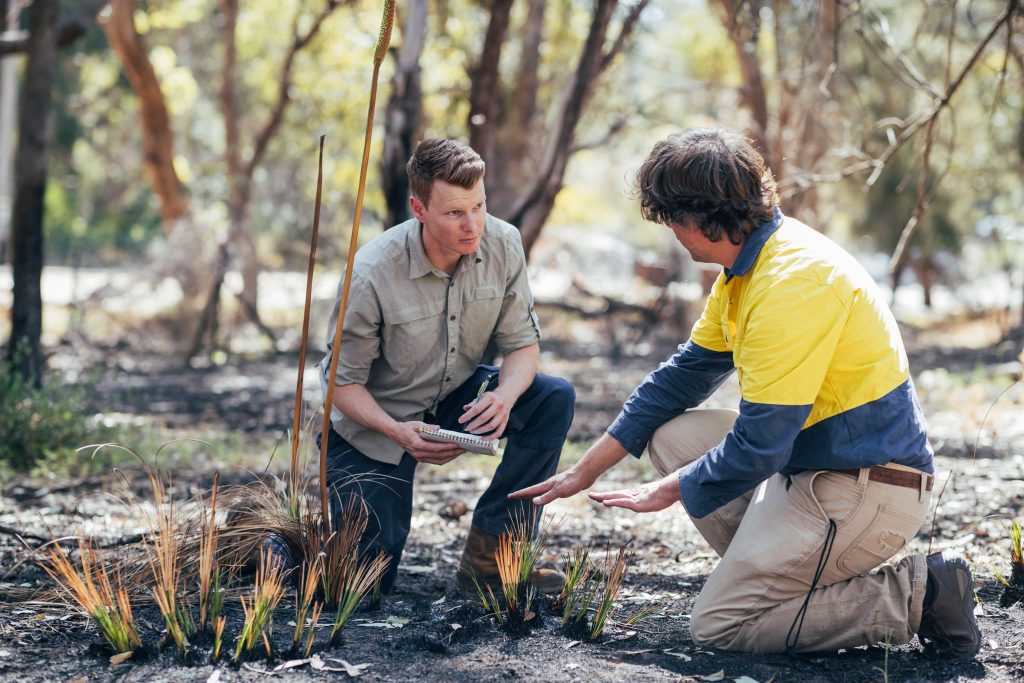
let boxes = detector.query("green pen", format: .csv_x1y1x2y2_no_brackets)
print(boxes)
475,378,490,401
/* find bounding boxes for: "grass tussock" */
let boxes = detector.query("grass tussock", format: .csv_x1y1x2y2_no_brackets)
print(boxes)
292,539,323,654
474,512,551,631
197,472,223,633
997,519,1024,606
557,544,641,640
234,548,286,662
143,467,189,655
36,539,141,654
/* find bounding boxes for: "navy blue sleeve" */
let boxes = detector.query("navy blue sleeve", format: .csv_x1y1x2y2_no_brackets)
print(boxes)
678,399,812,518
607,341,735,457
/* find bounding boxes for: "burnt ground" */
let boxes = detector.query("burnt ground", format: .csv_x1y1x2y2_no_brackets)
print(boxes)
1,311,1024,683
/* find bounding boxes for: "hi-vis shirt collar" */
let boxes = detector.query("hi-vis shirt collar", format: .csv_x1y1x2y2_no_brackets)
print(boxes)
724,206,784,283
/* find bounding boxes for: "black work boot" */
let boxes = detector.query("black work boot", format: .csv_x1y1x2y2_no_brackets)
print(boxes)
917,552,982,660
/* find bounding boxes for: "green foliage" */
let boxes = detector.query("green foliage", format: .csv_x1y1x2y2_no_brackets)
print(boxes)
0,360,121,477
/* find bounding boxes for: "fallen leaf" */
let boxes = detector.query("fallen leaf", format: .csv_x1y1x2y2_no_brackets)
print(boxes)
663,651,692,662
734,677,760,683
206,672,222,683
358,615,411,629
451,623,462,631
620,649,657,656
433,595,446,605
273,658,311,671
311,655,370,676
109,651,133,665
698,671,725,681
323,657,371,677
242,663,276,676
565,640,581,649
524,610,536,621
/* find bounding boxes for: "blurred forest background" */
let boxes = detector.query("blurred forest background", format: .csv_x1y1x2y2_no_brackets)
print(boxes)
0,0,1022,475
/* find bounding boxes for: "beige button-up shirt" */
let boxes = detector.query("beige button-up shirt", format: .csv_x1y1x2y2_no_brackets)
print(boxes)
319,215,541,464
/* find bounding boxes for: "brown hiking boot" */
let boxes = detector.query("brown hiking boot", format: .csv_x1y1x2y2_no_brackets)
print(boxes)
917,552,982,660
455,525,564,595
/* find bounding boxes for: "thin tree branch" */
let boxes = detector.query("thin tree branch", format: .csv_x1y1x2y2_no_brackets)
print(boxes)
599,0,649,73
244,0,348,181
780,0,1018,196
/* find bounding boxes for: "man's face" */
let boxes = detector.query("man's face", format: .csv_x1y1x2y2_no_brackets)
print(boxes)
669,221,714,263
411,178,487,267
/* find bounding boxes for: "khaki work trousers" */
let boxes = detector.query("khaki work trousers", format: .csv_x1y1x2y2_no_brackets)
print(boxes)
650,409,933,653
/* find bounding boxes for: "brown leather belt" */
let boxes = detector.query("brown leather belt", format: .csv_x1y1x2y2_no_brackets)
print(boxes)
836,465,933,492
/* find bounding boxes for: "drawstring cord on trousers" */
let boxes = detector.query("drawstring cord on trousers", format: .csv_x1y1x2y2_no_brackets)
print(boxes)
785,518,837,656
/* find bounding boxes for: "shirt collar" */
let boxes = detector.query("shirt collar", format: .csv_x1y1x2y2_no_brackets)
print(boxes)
406,222,483,279
724,206,784,282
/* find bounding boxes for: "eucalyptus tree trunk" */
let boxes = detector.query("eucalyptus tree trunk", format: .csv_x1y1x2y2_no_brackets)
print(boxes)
381,0,427,228
6,0,58,384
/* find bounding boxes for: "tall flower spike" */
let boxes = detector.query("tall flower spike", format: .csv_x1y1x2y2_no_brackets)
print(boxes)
374,0,396,67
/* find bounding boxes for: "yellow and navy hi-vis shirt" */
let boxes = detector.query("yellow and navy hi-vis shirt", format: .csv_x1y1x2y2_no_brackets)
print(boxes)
607,208,934,519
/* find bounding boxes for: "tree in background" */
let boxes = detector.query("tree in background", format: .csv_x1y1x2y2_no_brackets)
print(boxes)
6,0,58,384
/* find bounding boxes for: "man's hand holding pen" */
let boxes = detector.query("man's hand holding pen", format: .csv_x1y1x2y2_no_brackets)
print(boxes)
459,375,511,438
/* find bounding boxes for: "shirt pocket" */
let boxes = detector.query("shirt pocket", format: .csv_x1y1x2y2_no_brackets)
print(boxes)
462,284,502,342
382,300,445,368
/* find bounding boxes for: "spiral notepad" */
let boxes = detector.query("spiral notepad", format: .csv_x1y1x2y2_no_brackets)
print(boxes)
418,427,500,456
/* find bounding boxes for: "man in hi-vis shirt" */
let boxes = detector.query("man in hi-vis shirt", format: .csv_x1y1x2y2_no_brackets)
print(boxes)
514,128,980,660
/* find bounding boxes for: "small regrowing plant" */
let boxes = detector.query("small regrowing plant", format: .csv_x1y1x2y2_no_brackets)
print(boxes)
473,512,551,633
996,519,1024,606
36,539,141,655
234,548,286,662
557,544,641,640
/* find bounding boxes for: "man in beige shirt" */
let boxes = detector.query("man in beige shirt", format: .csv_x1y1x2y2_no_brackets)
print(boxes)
319,138,573,593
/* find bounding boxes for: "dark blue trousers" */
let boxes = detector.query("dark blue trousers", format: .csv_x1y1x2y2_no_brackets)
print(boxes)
324,366,574,592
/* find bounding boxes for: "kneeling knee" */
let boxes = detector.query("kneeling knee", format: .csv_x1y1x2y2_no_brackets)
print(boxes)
688,604,738,649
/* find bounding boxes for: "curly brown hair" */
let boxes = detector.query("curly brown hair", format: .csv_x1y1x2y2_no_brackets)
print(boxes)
407,138,485,207
633,128,779,244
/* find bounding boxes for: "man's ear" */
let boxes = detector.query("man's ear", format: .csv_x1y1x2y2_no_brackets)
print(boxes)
409,195,427,222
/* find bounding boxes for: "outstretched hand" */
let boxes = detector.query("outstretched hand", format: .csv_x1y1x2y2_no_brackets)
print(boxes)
508,466,597,506
588,474,681,513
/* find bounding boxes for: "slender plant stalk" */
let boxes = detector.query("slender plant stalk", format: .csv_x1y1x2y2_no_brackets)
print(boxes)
234,548,286,662
558,547,594,627
212,615,226,663
319,0,396,518
328,551,390,644
37,539,141,654
316,498,371,607
292,553,324,651
198,472,220,632
146,469,188,655
590,546,630,639
290,136,326,520
304,602,323,657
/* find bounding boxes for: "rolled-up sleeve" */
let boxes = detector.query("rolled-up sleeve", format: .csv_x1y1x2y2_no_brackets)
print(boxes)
491,232,541,354
608,341,735,457
323,270,382,387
